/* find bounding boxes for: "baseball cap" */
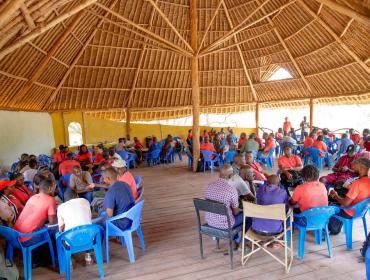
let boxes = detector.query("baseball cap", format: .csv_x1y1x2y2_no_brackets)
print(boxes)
0,180,16,191
111,159,127,168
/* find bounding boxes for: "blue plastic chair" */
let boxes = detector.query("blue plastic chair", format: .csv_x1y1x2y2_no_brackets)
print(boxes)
0,226,55,280
135,187,144,204
201,150,221,173
224,150,237,164
57,173,72,202
258,149,274,169
145,149,161,166
332,198,370,250
185,148,193,169
56,224,104,279
126,153,136,169
304,147,324,171
275,143,280,157
293,206,339,260
134,176,142,189
366,246,370,280
24,181,34,192
162,147,173,164
105,200,145,263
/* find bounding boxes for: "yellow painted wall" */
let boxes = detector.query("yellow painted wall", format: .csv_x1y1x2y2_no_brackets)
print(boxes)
50,112,256,148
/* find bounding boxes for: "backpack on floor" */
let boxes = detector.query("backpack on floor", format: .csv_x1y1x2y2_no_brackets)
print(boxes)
0,246,19,280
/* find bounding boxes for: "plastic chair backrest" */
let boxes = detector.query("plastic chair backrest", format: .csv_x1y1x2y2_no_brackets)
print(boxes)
124,200,144,231
201,150,213,161
59,224,102,253
59,173,72,187
306,147,321,159
242,202,286,220
135,187,144,203
224,150,236,163
193,198,231,229
117,150,128,160
151,149,161,158
134,176,142,189
348,198,370,219
0,226,21,249
88,148,94,153
295,206,338,229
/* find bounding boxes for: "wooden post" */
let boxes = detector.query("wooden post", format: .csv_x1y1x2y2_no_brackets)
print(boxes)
126,109,131,139
309,98,314,130
61,112,68,145
82,112,87,144
190,0,200,172
255,102,259,136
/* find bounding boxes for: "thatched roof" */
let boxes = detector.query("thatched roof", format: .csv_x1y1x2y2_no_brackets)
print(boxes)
0,0,369,121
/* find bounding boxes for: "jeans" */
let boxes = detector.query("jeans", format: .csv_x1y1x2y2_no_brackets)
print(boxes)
21,224,58,247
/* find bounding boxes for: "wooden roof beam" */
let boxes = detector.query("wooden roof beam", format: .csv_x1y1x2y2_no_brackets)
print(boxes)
146,0,193,52
198,0,224,53
315,0,370,28
20,3,35,29
0,0,24,30
95,3,192,57
0,0,97,61
42,0,120,110
125,0,159,108
299,0,370,75
200,0,296,55
7,10,87,107
340,18,354,38
222,1,258,101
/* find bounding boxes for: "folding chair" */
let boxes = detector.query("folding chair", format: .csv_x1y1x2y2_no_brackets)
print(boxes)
241,202,293,273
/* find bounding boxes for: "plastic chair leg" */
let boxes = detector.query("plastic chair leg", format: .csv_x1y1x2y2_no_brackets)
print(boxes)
65,251,71,280
344,220,353,250
94,244,104,279
325,226,333,258
124,233,135,263
137,226,145,251
199,233,204,259
27,248,33,280
105,229,110,263
363,216,368,240
366,247,370,280
22,249,28,280
298,228,307,260
47,239,56,269
315,230,323,245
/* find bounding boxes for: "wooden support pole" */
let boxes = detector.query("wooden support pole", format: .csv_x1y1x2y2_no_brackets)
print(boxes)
309,98,314,130
126,109,131,139
0,0,97,61
61,112,68,145
0,0,24,30
7,10,86,107
82,112,88,144
190,0,200,172
255,103,260,136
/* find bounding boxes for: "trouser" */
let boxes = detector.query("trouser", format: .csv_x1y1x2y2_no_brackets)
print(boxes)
328,210,352,235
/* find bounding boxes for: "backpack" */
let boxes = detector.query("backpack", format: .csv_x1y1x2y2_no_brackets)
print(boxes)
0,246,19,280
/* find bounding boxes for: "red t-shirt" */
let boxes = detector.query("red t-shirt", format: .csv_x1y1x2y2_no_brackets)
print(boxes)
58,160,80,175
200,143,216,152
53,152,67,163
14,193,56,241
95,153,104,164
350,134,361,144
238,138,247,148
76,152,92,163
278,155,302,170
117,171,137,199
7,194,24,214
12,185,33,205
292,181,328,212
283,121,292,132
313,141,327,152
345,177,370,216
304,137,314,148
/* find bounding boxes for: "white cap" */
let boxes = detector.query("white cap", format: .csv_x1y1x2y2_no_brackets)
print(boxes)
112,158,127,168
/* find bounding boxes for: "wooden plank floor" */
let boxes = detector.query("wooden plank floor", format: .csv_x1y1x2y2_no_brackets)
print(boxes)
31,159,367,280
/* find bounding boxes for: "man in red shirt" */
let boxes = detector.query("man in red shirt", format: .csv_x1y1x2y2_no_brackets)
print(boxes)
58,152,80,175
329,158,370,234
200,138,216,153
349,128,361,145
304,132,315,148
53,145,69,164
283,117,292,135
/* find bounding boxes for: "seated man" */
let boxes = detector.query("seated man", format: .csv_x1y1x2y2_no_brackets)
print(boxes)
57,197,93,264
100,167,135,231
240,134,260,154
329,158,370,235
349,128,361,145
64,166,94,202
289,165,328,213
251,175,289,241
112,159,137,200
200,137,216,153
261,135,276,156
245,151,267,181
14,179,57,242
278,146,303,191
204,165,246,232
58,152,80,176
303,132,315,149
33,166,56,194
320,145,358,187
338,134,354,155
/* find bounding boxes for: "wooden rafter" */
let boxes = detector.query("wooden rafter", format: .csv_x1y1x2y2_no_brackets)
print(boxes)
0,0,24,30
95,3,192,57
7,10,87,107
125,0,159,109
315,0,370,28
146,0,192,52
340,18,354,38
0,0,97,61
198,0,224,53
299,0,370,75
43,0,120,110
222,1,258,101
20,3,35,29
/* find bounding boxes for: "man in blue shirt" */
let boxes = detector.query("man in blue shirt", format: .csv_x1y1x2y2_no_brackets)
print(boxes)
338,133,354,155
101,167,135,230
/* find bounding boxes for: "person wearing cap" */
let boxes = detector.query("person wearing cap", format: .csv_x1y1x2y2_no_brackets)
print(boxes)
0,180,25,217
0,180,22,225
112,159,137,200
58,152,80,176
320,144,359,187
10,172,33,205
64,165,94,202
33,165,56,194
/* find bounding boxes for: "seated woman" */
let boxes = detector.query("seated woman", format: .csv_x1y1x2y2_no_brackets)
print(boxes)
10,172,33,205
23,158,38,183
313,135,328,153
33,165,56,194
64,166,94,203
161,135,174,158
0,180,24,218
320,145,359,187
133,137,144,162
261,135,276,156
76,144,93,165
94,144,105,165
303,132,315,149
278,146,303,192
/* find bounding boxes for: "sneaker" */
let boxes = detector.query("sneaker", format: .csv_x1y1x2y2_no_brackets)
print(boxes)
85,253,92,265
